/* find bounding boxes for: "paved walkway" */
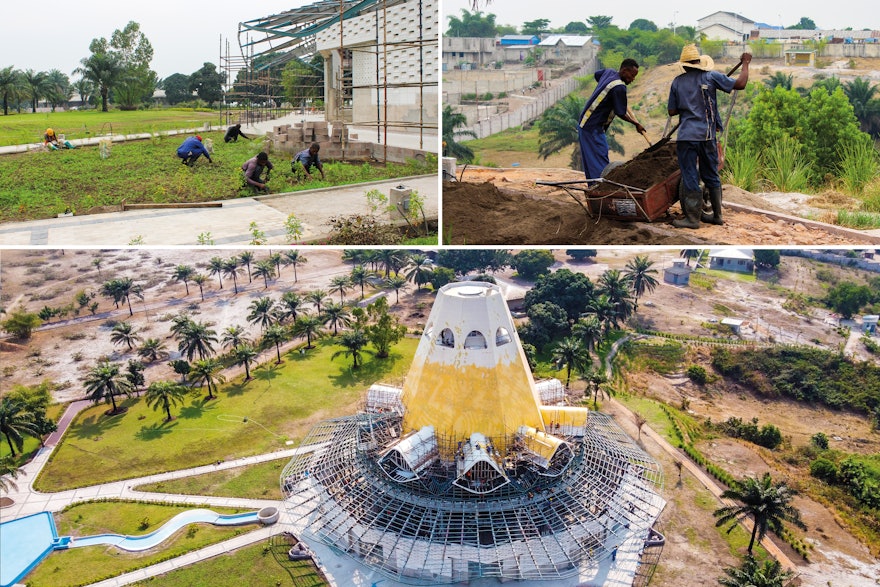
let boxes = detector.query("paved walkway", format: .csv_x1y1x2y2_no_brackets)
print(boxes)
0,175,438,246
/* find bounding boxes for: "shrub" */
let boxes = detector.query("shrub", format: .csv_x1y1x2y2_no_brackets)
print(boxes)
810,457,838,482
811,431,829,450
686,365,708,385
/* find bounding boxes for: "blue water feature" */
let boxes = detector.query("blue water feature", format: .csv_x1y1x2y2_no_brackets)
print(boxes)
0,509,259,587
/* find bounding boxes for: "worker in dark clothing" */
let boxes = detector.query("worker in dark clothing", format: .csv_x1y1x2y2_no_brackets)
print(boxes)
668,44,751,228
176,135,212,166
224,124,251,143
291,142,325,180
242,152,274,193
577,58,645,181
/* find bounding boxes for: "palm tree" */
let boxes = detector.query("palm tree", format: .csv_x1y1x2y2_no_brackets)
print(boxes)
189,358,225,400
349,265,372,299
332,328,372,369
44,69,71,111
0,397,38,457
262,324,288,363
126,360,146,396
377,249,406,278
385,275,408,304
110,321,141,350
172,265,194,296
623,255,659,312
223,258,241,294
764,72,793,90
115,277,142,317
843,77,880,135
283,250,307,282
279,291,305,324
248,296,277,331
306,289,329,315
404,254,433,291
222,325,249,349
191,273,208,301
74,52,122,112
292,315,324,349
680,249,702,267
137,338,167,363
329,275,351,304
83,361,133,414
0,455,26,493
718,555,794,587
21,69,47,113
551,337,589,388
72,77,94,110
0,66,22,116
208,257,225,289
580,367,611,409
253,260,275,289
538,94,624,170
144,381,187,421
714,472,807,555
322,302,352,335
232,344,259,379
572,314,603,353
597,269,634,328
239,251,255,283
442,104,477,162
176,319,218,361
268,252,284,278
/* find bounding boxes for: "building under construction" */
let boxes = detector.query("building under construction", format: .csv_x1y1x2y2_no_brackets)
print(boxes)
281,282,666,586
223,0,437,150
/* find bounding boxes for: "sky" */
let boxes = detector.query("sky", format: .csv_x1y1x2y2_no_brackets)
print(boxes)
0,0,299,80
442,0,878,34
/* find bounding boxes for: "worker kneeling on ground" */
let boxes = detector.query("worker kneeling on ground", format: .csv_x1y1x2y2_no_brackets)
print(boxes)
176,135,212,166
668,45,750,228
577,58,645,181
242,152,273,194
291,142,325,181
44,128,75,150
224,124,250,143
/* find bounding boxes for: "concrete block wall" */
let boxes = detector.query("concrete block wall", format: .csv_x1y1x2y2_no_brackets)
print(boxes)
270,121,428,163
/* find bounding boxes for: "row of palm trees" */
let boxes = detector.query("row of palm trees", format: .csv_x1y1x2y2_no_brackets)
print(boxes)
0,66,85,115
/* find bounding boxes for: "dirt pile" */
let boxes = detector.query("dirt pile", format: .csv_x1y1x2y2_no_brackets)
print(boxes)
600,142,679,188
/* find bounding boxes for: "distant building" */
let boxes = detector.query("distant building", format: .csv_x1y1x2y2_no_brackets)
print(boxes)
720,317,744,334
709,249,754,273
498,34,540,46
442,37,496,70
663,260,692,285
697,11,755,42
537,35,597,64
864,315,879,335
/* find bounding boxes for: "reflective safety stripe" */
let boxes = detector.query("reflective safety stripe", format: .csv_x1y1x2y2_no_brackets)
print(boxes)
579,79,624,128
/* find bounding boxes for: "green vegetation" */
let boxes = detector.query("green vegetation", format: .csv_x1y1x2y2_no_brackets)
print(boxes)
35,337,418,491
716,417,783,449
27,501,254,587
129,537,327,587
136,459,287,500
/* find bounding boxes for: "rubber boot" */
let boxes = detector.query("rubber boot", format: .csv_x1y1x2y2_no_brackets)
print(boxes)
673,189,702,229
701,186,723,225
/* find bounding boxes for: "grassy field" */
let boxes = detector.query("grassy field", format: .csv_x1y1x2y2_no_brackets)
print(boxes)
26,501,254,587
129,537,327,587
0,131,435,222
35,337,418,492
135,459,288,500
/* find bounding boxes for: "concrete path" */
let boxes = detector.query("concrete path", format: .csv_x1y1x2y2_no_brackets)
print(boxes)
0,175,438,246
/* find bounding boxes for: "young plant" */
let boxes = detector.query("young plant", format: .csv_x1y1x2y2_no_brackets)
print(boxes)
249,221,267,245
284,213,304,243
196,232,215,245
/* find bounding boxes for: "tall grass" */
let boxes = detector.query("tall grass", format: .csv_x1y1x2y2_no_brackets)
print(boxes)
762,135,811,192
836,140,879,196
722,143,761,192
835,209,880,229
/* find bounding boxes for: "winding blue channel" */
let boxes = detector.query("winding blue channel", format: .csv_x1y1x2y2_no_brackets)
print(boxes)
0,509,258,587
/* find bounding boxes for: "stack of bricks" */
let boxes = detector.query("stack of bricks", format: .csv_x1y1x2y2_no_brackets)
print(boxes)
271,121,372,161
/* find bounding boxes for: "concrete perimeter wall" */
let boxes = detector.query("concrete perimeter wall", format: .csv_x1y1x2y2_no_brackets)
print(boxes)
782,250,880,273
722,42,880,60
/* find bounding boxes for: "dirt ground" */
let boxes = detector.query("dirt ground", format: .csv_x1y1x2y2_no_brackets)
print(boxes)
2,249,879,585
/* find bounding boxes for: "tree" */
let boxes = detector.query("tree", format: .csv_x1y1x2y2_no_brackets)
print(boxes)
248,296,277,331
552,337,589,388
513,249,555,280
208,257,225,289
522,19,550,35
268,252,284,279
332,328,372,369
446,9,497,37
232,344,259,380
521,301,569,348
429,267,456,291
189,62,224,106
843,77,880,136
237,251,255,284
572,315,603,353
72,77,95,109
404,254,434,290
163,72,192,104
283,250,307,282
714,472,807,554
75,49,123,112
0,456,26,493
633,411,647,440
293,315,324,349
826,281,872,319
564,21,589,34
329,275,351,304
581,367,611,409
104,277,141,316
787,16,817,30
99,21,157,109
365,297,406,358
44,69,71,111
189,358,225,400
350,265,373,299
281,55,324,106
6,383,55,448
21,69,47,113
597,269,634,327
566,249,597,261
222,258,241,295
138,338,167,363
0,66,21,116
222,325,249,350
442,105,477,162
436,249,510,275
524,268,594,321
262,324,287,363
587,15,614,31
176,319,218,361
110,321,141,350
169,359,190,384
629,19,658,32
83,361,133,414
754,250,781,269
306,290,329,315
191,274,208,301
680,249,702,266
144,381,187,421
322,302,352,335
719,555,794,587
764,72,793,91
0,397,39,457
279,292,305,324
623,255,659,311
1,308,42,339
253,260,275,289
385,275,408,304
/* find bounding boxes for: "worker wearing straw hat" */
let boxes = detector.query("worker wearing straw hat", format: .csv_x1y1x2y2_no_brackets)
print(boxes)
668,44,751,228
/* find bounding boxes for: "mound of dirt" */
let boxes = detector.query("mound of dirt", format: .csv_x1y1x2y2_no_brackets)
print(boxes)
601,142,680,188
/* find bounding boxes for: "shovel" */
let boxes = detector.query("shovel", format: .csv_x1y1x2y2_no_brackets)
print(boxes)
626,106,652,147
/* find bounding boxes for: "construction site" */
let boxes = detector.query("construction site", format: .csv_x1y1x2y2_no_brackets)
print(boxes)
281,282,666,586
220,0,438,162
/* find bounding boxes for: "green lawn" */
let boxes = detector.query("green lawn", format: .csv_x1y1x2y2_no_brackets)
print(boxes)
0,132,436,222
0,401,67,462
26,501,255,587
135,458,288,500
129,537,327,587
35,337,418,492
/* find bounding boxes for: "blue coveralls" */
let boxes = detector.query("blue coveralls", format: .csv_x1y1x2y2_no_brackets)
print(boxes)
577,69,629,180
176,137,211,165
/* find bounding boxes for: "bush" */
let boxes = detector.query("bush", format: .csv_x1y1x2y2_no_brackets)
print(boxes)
810,457,838,482
811,431,829,450
686,365,708,385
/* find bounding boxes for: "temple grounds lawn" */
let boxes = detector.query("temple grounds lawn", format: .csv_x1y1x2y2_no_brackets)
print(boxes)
26,501,254,587
35,338,418,492
135,458,288,500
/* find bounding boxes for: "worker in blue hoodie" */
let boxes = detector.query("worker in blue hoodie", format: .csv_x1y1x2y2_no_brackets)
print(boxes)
176,135,212,166
577,59,644,181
